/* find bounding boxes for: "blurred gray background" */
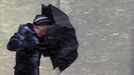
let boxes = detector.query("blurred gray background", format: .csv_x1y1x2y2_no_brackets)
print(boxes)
0,0,134,75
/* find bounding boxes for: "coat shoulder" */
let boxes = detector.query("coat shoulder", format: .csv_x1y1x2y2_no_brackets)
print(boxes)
17,23,34,33
18,23,32,29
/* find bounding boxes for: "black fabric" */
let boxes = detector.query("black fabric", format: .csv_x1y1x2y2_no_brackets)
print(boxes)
41,4,55,24
42,4,79,72
14,48,42,75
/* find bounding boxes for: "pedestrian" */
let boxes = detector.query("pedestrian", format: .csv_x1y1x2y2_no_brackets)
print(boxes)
7,4,79,75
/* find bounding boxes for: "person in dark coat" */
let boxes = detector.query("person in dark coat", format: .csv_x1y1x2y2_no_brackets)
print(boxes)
7,4,79,75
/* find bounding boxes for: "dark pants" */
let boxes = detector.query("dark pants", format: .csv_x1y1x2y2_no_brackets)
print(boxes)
14,49,42,75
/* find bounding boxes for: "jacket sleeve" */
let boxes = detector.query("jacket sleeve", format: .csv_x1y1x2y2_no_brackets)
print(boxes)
7,24,40,51
7,32,25,51
7,24,27,51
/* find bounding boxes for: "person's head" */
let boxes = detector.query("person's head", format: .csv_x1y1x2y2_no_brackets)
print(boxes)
32,15,51,37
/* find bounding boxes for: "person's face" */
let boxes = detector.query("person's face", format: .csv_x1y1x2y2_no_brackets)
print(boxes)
33,25,48,37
